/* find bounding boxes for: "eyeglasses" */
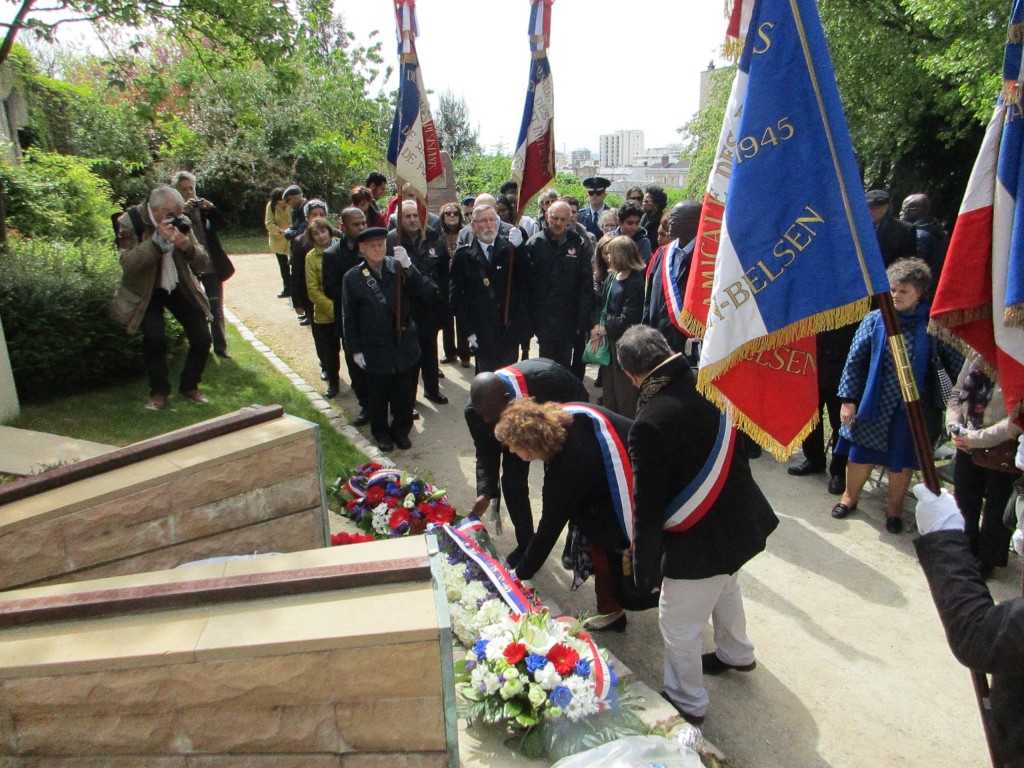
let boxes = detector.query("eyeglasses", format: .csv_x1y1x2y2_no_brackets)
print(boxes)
443,211,460,216
588,190,605,196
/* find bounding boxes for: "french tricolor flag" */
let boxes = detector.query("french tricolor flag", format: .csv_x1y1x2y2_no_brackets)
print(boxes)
931,0,1024,418
511,0,555,213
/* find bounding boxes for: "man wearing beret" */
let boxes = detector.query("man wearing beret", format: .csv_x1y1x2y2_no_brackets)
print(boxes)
577,177,612,241
342,227,439,452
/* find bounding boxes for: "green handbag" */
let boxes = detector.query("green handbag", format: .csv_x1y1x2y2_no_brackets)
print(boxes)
582,279,613,366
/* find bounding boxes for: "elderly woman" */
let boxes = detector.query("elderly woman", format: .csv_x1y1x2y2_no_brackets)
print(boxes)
598,208,619,235
832,258,964,532
496,399,634,632
946,352,1022,577
537,188,559,229
589,235,646,418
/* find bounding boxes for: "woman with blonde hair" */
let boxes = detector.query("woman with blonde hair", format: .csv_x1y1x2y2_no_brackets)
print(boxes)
496,398,636,631
589,235,646,417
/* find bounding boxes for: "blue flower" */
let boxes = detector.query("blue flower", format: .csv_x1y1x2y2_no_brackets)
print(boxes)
464,660,476,672
549,686,573,708
573,659,591,677
386,482,399,495
610,666,619,686
524,654,549,674
473,640,490,660
410,481,422,495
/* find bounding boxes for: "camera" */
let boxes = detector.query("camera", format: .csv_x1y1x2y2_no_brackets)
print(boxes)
170,214,192,234
949,424,963,436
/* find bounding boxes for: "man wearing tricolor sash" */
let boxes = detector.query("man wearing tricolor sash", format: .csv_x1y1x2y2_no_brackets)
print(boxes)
642,202,702,362
618,325,778,725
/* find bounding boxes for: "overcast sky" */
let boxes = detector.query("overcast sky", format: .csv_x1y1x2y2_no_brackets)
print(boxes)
338,0,732,153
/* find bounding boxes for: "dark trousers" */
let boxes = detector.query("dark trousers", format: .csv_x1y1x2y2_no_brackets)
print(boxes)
801,387,847,477
274,253,290,291
141,287,211,396
499,450,534,549
311,322,340,386
417,321,442,396
953,450,1015,569
538,337,575,371
570,332,587,379
475,339,521,374
343,346,369,407
368,366,418,443
442,310,470,360
199,273,227,355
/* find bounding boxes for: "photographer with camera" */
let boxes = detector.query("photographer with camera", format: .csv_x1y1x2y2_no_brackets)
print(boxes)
110,184,214,410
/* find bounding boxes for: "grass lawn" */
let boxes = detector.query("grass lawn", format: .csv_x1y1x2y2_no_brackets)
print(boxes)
10,323,366,488
220,229,272,255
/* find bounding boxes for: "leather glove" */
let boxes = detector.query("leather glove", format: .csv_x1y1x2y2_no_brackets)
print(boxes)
392,246,412,268
468,334,478,350
1016,434,1024,470
912,484,965,534
508,228,524,248
353,352,366,369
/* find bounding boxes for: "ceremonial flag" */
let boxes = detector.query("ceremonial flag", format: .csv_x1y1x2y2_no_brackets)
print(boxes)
931,0,1024,417
511,0,555,215
386,0,443,202
683,0,889,457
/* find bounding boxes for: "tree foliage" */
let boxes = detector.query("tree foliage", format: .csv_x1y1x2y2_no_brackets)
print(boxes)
679,67,734,201
435,90,480,161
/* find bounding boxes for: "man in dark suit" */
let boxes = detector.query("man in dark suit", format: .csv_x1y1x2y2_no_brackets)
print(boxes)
867,189,917,266
464,358,589,565
619,325,779,726
577,176,612,240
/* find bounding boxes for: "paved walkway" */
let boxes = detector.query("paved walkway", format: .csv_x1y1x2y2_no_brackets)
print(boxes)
0,425,114,477
225,249,1021,767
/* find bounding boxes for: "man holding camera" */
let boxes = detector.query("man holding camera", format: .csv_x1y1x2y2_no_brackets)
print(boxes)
111,184,213,410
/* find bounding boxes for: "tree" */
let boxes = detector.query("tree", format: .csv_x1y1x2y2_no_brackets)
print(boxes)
0,0,295,69
434,90,479,161
679,66,733,201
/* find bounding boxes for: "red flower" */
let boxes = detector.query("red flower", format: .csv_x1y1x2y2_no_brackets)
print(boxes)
409,516,428,534
331,532,375,545
345,499,361,511
389,508,411,530
386,497,400,508
366,486,386,506
426,505,456,525
546,644,580,676
503,642,528,665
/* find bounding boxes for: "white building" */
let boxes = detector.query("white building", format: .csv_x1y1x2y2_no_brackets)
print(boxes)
634,144,684,168
599,130,644,167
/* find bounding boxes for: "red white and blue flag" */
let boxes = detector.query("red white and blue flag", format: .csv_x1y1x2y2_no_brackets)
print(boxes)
511,0,555,214
681,0,889,457
931,0,1024,418
387,0,443,203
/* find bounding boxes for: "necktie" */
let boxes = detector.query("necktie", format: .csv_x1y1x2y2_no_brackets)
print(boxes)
484,245,492,263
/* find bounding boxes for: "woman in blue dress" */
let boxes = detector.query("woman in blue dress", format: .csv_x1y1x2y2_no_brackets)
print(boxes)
830,258,963,533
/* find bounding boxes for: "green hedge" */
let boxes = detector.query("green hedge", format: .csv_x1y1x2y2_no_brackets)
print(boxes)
0,238,145,402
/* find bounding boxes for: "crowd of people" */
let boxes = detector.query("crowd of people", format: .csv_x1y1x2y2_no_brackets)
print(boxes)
110,171,1023,760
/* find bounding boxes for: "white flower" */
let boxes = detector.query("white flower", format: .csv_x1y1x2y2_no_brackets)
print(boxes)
403,493,416,508
484,640,506,662
563,675,599,720
370,504,392,536
460,580,488,610
533,661,562,691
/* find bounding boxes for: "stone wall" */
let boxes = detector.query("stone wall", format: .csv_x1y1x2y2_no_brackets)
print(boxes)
0,412,329,591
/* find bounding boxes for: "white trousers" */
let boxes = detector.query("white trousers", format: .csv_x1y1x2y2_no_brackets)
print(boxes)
660,570,754,717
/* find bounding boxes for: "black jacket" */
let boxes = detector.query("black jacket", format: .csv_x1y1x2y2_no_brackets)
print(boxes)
450,235,530,349
341,257,438,375
515,405,634,581
526,227,594,343
188,205,235,281
876,215,918,267
595,270,646,341
643,239,695,359
323,238,363,340
915,530,1024,767
465,358,589,499
387,227,450,329
629,354,778,587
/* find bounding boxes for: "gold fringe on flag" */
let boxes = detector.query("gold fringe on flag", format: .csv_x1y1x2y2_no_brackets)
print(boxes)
927,318,1000,379
679,309,708,340
1005,303,1024,328
699,386,821,461
722,36,744,63
1008,22,1024,44
1002,81,1022,106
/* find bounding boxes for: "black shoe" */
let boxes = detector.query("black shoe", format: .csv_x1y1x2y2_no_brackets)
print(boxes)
827,475,845,495
885,515,904,534
831,501,857,519
702,652,757,675
424,391,449,405
324,385,339,399
659,691,705,726
460,358,472,368
277,289,291,298
560,553,573,570
394,435,412,450
377,439,394,452
412,409,421,421
440,355,457,364
788,459,826,476
506,544,526,569
320,370,328,381
589,611,627,633
437,369,446,379
215,350,231,359
352,409,370,427
299,316,311,326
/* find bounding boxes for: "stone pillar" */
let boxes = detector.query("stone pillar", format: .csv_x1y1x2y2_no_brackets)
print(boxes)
426,150,457,214
0,312,19,423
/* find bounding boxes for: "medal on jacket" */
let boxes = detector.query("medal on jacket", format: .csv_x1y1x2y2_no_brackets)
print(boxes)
483,277,491,287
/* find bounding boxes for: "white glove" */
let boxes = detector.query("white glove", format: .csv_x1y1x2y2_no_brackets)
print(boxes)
392,246,412,268
508,228,524,248
1016,434,1024,470
468,334,478,350
1012,529,1023,556
912,484,965,534
353,353,366,369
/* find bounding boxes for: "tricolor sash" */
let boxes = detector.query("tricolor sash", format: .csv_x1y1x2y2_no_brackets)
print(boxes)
660,240,687,335
563,404,634,550
441,518,539,614
663,410,736,532
495,366,529,401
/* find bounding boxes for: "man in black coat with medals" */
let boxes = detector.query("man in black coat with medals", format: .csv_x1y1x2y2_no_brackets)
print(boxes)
464,358,589,565
449,202,530,373
618,325,778,725
341,227,438,452
526,200,594,373
388,200,451,404
324,206,370,426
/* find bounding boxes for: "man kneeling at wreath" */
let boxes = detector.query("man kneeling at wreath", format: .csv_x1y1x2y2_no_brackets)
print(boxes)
617,325,778,725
